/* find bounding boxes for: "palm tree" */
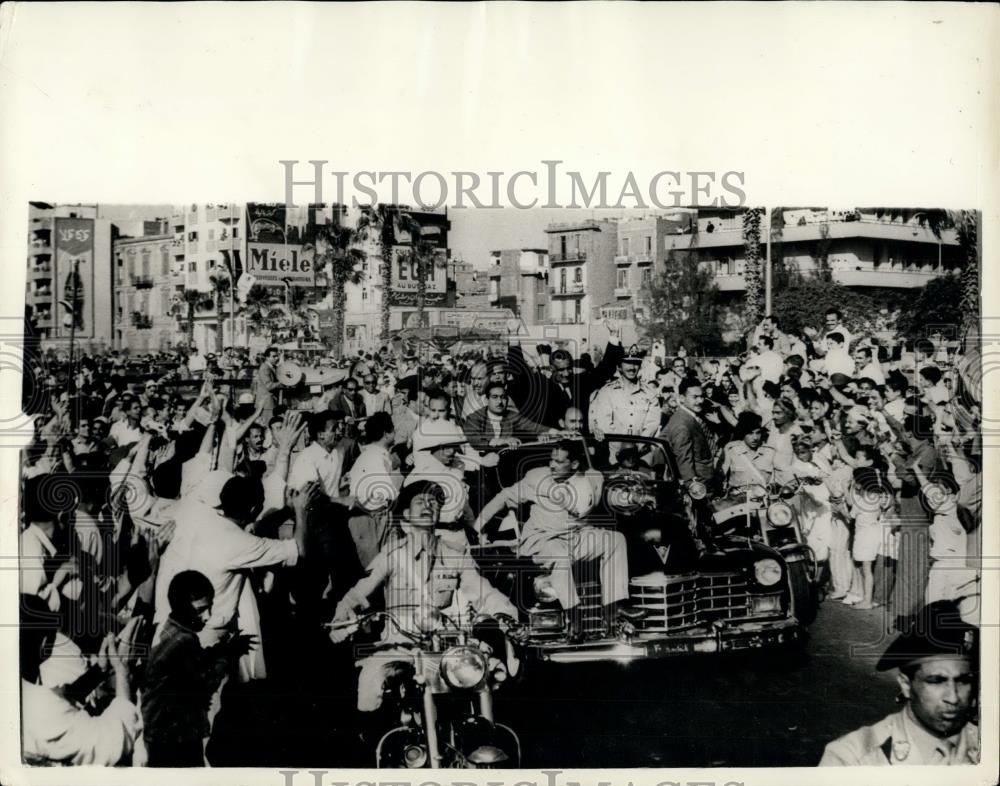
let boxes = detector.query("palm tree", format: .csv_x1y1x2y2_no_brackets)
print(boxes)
742,207,765,326
208,271,231,353
406,233,447,328
309,223,366,358
175,289,213,350
874,208,979,347
357,204,422,343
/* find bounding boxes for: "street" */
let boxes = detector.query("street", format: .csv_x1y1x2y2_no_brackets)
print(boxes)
207,600,900,768
501,602,899,767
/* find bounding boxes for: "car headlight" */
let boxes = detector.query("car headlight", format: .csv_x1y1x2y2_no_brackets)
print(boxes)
688,480,707,500
754,558,783,587
440,645,488,689
767,501,793,526
533,574,560,603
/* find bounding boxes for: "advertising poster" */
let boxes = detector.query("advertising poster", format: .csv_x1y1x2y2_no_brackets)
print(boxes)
53,216,95,338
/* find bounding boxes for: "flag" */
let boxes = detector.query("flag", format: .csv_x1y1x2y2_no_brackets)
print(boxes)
236,272,256,303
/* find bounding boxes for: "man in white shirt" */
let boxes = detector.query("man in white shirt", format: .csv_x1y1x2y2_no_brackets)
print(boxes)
153,476,315,682
359,372,391,415
288,410,347,501
822,332,855,377
109,397,143,448
823,308,852,349
752,335,785,384
187,347,207,377
919,366,952,407
855,345,886,385
347,412,401,567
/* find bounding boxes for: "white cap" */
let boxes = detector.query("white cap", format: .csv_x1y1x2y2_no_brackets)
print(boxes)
411,420,468,453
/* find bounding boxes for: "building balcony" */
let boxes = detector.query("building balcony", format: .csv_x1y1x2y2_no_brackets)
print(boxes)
614,286,632,298
614,255,632,266
29,264,53,278
548,316,585,325
28,288,51,304
133,276,154,289
549,283,585,296
635,252,653,264
549,251,587,263
34,312,53,328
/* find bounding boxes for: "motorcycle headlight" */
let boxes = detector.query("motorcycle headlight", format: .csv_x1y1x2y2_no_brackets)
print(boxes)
441,645,488,689
779,483,798,499
687,480,707,500
533,574,560,603
753,558,783,587
403,744,429,768
767,501,793,526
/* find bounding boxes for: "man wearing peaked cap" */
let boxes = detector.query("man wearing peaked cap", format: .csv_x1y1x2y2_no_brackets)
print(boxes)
589,345,660,445
820,600,979,766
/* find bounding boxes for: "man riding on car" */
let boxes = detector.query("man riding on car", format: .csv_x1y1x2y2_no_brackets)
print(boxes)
473,440,629,641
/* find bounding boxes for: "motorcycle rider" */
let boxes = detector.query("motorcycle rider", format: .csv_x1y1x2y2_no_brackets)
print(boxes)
473,440,629,641
720,411,775,492
329,481,518,721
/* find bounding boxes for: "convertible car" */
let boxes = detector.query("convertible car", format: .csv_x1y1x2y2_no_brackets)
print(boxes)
468,435,815,663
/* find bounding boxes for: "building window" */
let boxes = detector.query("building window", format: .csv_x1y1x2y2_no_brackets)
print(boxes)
188,231,198,241
537,303,545,322
208,229,215,240
232,226,238,238
617,268,629,289
641,267,651,285
621,237,630,256
644,236,652,253
560,269,567,292
574,267,583,284
141,250,151,278
560,235,567,257
536,277,545,294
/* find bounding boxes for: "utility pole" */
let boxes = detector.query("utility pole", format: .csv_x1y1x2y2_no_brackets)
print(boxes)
764,207,773,316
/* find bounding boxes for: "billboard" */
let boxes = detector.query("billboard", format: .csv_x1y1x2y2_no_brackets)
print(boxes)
387,246,447,306
53,217,95,338
245,202,315,287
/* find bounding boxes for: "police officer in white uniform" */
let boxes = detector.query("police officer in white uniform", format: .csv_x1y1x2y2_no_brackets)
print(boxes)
820,600,979,766
589,347,660,441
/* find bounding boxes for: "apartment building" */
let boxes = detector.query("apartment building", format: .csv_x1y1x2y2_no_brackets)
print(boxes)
543,219,618,325
487,248,549,325
114,225,179,351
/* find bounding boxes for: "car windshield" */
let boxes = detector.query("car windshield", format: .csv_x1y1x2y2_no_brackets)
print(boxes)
494,436,676,489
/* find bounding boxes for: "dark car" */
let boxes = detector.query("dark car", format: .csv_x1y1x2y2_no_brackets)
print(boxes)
469,435,812,664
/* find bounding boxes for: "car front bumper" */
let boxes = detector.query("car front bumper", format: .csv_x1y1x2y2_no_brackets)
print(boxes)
526,617,801,664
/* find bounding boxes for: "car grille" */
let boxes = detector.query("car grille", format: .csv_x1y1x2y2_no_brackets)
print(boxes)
629,572,757,632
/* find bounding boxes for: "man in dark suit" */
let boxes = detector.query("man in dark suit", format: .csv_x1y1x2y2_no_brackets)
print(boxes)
661,378,717,490
463,382,548,452
505,320,625,429
332,377,367,420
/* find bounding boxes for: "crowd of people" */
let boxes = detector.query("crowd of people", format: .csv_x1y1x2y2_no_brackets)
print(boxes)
18,308,982,766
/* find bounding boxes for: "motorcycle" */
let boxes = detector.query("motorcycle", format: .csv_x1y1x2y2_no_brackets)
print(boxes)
326,606,523,769
709,477,820,624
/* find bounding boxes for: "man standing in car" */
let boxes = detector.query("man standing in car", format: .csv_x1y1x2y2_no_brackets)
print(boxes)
661,378,717,491
589,347,660,442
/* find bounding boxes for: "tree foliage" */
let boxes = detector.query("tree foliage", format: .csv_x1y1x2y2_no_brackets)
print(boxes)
742,208,765,325
770,277,877,337
637,252,724,354
894,274,963,340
